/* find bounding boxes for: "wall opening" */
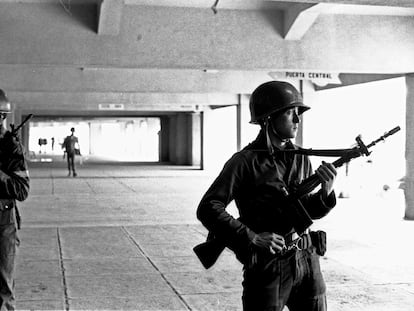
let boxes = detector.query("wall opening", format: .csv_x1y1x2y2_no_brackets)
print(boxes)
29,117,161,162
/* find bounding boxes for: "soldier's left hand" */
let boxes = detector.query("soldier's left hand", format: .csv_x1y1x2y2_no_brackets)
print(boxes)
316,161,337,197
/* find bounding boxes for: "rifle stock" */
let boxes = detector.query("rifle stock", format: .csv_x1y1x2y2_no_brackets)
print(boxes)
193,231,226,269
193,237,226,269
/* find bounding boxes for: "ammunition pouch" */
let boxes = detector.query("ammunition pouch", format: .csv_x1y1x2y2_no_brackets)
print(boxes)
310,230,327,256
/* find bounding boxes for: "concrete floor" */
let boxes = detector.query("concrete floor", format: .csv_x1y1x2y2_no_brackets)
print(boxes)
12,155,414,310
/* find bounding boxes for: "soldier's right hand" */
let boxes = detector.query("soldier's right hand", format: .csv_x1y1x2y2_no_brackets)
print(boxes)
252,232,285,254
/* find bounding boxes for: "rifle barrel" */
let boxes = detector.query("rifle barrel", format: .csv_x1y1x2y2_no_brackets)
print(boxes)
367,126,400,149
387,126,401,136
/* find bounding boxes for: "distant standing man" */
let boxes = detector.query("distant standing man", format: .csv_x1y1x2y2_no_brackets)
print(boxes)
0,89,30,310
62,127,79,177
197,81,337,311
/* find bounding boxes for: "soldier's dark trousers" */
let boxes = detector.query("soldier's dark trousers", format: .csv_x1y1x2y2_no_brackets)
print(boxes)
0,224,18,311
242,247,326,311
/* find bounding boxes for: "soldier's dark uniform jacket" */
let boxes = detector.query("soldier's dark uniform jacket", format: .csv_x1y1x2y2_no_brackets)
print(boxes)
0,135,30,310
197,131,336,263
197,131,337,310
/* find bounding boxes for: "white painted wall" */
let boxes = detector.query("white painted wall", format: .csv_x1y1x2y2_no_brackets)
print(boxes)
203,105,238,174
303,78,406,198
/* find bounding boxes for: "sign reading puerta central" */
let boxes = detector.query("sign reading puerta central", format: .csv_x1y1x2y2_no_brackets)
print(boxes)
269,71,341,86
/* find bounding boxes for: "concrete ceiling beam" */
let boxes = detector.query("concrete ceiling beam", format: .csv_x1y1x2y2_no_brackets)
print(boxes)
98,0,124,35
10,91,239,107
267,0,414,8
282,1,414,40
283,3,321,40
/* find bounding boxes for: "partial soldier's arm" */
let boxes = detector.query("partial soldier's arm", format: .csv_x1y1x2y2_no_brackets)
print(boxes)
0,139,30,201
196,153,256,247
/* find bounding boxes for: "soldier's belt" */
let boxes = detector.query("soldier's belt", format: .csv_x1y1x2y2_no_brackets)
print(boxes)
284,231,301,244
279,232,313,256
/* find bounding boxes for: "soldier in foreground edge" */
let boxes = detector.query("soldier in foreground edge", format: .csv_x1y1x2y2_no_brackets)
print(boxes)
196,81,337,311
0,90,30,310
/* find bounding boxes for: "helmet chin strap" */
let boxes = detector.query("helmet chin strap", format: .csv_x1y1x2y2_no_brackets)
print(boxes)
264,118,274,156
263,116,289,155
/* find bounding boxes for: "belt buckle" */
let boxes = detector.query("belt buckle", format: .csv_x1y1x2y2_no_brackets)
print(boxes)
282,236,303,254
291,232,299,241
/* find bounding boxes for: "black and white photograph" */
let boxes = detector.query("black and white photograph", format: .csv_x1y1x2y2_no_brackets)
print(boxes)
0,0,412,310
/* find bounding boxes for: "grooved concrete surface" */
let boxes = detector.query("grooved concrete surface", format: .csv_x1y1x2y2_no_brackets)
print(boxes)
13,158,414,310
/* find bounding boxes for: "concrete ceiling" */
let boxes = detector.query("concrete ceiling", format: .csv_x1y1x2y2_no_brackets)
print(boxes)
0,0,413,116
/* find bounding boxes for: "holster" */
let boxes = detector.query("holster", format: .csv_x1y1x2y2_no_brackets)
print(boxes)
310,230,327,256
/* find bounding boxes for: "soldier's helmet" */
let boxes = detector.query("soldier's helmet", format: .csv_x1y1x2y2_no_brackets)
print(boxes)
0,89,11,114
249,81,310,124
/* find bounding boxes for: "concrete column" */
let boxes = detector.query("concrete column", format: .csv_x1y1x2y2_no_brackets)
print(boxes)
201,106,213,171
174,114,184,164
190,112,201,166
172,113,191,165
168,115,177,164
159,116,170,163
405,74,414,220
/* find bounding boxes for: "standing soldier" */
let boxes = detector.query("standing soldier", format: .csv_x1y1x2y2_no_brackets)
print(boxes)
0,89,30,310
196,81,337,311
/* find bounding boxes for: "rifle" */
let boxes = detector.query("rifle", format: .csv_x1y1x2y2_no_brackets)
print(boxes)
194,126,401,269
0,114,34,157
280,126,401,234
8,114,34,137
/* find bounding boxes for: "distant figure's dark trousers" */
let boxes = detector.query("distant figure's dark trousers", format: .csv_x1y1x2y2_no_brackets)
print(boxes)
67,152,76,174
242,248,327,311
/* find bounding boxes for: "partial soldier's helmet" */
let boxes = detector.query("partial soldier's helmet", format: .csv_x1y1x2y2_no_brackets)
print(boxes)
0,89,11,114
249,81,310,124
